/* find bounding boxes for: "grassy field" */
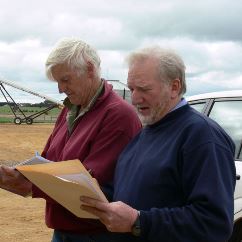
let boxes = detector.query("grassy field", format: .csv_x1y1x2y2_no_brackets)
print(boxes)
0,105,61,123
0,117,11,123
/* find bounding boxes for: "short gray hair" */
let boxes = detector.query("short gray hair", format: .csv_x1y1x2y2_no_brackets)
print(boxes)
46,37,101,80
126,46,186,95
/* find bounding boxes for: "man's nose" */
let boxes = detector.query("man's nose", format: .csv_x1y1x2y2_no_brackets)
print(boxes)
131,90,142,105
58,82,66,94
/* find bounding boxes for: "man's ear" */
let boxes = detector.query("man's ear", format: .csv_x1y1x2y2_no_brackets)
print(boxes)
170,78,181,98
86,62,95,78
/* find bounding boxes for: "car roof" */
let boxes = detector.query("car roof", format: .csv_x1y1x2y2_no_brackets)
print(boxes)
186,90,242,101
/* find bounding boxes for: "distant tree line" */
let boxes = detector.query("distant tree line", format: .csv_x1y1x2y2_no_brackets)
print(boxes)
0,100,56,107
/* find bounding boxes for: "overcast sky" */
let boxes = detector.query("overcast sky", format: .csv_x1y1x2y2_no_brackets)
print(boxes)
0,0,242,103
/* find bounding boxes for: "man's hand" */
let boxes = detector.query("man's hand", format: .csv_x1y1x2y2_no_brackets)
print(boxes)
80,196,138,232
0,165,32,197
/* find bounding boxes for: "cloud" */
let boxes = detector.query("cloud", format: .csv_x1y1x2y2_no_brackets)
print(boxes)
2,0,240,47
0,39,49,84
0,0,242,102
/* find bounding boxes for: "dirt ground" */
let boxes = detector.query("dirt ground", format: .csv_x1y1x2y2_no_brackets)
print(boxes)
0,124,54,242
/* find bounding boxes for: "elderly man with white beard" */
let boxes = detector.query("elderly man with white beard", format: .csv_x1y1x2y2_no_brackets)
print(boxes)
80,46,236,242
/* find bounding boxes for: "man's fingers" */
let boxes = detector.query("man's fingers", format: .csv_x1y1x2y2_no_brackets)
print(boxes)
1,166,17,177
81,204,107,219
81,204,114,231
80,196,109,211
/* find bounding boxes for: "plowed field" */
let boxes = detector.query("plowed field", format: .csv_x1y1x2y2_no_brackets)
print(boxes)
0,124,54,242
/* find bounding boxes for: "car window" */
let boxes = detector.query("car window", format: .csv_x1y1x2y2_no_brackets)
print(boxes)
239,144,242,160
208,100,242,159
189,102,206,113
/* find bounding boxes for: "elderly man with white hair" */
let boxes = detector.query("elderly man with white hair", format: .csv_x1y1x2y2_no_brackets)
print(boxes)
0,38,141,242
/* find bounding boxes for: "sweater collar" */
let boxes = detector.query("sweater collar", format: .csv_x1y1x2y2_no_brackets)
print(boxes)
145,103,190,130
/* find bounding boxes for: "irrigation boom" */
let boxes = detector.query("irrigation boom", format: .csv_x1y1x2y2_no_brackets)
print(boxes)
0,78,62,106
0,78,63,125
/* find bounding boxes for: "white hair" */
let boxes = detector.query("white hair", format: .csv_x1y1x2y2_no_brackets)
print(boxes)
126,46,186,95
46,37,101,80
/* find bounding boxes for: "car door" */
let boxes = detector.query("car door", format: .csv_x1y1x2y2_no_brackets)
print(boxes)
206,98,242,221
189,95,242,241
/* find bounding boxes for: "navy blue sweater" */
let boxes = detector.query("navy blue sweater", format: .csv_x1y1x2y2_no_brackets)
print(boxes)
113,104,236,242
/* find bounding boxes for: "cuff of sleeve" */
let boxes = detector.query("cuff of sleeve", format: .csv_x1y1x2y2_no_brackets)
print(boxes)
139,210,149,238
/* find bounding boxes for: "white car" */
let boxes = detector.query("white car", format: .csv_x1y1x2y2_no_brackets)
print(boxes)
187,90,242,242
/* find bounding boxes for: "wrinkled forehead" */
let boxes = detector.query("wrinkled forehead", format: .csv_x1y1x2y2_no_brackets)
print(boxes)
51,64,73,80
128,58,160,82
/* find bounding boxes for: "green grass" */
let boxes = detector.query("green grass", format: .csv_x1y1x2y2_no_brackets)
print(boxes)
0,105,60,115
0,117,13,123
0,105,11,113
